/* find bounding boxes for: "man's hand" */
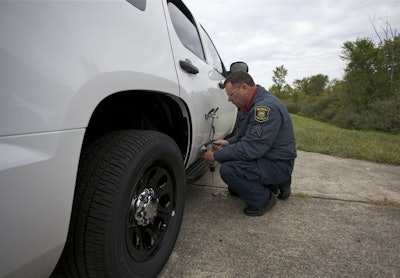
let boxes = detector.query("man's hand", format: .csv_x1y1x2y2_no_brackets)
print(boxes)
203,150,215,166
211,139,229,151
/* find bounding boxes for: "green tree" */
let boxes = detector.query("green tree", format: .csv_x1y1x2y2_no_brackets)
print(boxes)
280,19,400,133
270,65,289,94
340,38,381,111
382,35,400,96
293,74,329,96
371,18,400,96
338,35,400,132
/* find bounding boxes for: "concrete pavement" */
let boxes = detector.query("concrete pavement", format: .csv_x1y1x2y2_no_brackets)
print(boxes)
159,151,400,278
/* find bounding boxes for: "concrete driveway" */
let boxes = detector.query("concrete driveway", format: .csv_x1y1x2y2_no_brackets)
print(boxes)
159,151,400,277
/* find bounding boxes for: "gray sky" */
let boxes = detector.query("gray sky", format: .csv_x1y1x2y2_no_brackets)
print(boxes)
183,0,400,87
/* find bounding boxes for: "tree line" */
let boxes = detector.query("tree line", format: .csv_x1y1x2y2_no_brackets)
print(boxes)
269,19,399,133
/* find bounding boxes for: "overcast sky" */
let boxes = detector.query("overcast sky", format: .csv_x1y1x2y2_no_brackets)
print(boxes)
183,0,400,87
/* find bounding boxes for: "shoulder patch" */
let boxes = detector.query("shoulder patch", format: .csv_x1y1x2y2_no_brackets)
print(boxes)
254,106,270,123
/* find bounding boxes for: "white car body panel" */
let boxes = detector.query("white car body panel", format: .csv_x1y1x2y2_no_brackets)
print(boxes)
0,1,178,135
163,2,237,164
0,0,238,276
0,130,84,277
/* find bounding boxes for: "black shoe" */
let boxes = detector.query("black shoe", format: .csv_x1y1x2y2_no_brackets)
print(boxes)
228,187,239,197
243,193,277,217
278,177,291,200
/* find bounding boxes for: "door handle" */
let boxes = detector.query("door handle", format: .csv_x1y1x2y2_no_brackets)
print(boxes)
179,59,199,74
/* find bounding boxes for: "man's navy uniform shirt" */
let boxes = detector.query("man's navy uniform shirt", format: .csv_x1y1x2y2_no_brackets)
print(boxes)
214,85,297,163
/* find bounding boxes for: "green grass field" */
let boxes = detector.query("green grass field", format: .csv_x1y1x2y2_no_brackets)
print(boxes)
291,114,400,165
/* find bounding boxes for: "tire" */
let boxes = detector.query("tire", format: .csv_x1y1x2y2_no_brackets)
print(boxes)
52,130,186,278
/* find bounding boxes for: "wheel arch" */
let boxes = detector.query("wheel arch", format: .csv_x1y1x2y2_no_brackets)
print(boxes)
82,89,192,165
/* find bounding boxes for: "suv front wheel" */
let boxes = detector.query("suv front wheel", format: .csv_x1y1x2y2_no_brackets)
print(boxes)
52,130,186,278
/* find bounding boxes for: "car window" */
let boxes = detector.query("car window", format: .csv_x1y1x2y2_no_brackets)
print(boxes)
167,1,205,60
200,26,225,74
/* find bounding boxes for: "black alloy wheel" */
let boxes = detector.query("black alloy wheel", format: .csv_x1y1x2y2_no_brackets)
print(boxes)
52,130,186,278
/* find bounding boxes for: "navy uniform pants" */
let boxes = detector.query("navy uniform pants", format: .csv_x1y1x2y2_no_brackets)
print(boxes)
219,158,294,210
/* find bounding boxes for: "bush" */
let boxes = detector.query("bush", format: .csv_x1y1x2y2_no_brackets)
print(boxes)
281,90,400,134
285,102,300,114
331,111,361,130
354,99,400,133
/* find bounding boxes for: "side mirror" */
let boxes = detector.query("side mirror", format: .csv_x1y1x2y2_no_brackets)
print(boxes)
230,62,248,73
222,61,249,87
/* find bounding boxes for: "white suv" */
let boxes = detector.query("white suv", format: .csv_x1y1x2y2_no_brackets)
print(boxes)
0,1,246,277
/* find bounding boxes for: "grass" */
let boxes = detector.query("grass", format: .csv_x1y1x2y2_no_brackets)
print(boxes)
291,114,400,165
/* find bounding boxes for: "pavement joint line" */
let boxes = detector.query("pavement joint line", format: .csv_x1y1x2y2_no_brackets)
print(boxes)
190,184,400,206
294,194,400,206
190,184,227,189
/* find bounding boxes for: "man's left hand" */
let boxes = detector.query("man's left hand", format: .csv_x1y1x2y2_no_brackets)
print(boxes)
203,150,215,166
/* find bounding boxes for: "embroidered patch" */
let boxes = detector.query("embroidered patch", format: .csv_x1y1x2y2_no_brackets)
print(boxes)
254,106,270,123
251,124,263,137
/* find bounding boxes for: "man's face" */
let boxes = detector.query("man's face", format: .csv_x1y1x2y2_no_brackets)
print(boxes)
225,82,247,108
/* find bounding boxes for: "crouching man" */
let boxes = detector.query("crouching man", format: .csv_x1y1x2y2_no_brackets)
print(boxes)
204,71,297,216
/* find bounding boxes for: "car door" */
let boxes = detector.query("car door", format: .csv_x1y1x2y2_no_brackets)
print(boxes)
198,24,238,136
164,0,237,166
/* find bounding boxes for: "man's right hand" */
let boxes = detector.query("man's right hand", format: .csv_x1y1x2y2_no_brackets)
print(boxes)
212,139,229,150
